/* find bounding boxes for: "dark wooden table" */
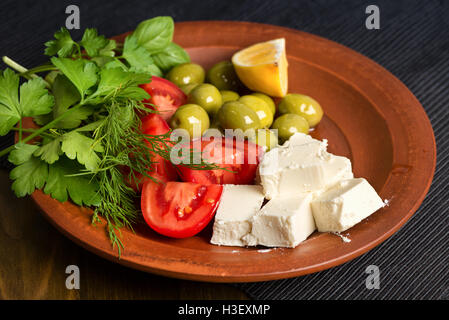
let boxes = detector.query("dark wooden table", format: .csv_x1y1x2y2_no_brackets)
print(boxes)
0,170,248,299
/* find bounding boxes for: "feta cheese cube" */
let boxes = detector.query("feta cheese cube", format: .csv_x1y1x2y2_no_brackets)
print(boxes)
259,138,353,199
283,132,327,149
251,193,316,247
210,185,265,246
311,178,384,232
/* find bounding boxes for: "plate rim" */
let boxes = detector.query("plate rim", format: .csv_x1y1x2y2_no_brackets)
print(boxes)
29,20,436,283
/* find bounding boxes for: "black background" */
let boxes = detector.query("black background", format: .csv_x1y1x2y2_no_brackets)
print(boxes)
0,0,447,299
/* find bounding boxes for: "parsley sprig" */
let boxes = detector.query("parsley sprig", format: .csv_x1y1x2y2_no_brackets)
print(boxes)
0,16,214,254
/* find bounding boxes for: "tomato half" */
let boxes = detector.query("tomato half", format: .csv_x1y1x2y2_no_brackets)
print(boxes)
141,114,178,182
177,137,264,185
141,180,223,238
124,114,178,192
141,112,171,135
140,76,187,121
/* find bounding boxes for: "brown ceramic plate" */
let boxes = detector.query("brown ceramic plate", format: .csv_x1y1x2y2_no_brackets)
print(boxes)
28,21,436,282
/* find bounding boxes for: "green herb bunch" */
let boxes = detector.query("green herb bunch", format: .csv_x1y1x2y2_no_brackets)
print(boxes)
0,16,196,254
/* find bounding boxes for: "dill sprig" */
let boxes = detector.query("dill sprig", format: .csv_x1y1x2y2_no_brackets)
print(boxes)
92,99,148,253
91,98,221,253
0,18,220,255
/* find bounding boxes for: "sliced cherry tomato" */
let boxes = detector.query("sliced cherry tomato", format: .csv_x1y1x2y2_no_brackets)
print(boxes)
177,137,263,185
141,114,178,182
125,155,178,192
141,180,223,238
124,114,178,192
140,76,187,121
141,112,171,135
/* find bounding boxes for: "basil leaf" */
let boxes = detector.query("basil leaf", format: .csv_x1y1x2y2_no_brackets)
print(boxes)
129,64,163,77
152,43,190,73
123,36,155,69
132,16,174,53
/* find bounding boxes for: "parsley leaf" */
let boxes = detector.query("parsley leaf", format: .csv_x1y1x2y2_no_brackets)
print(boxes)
8,143,48,197
93,67,150,100
19,77,55,116
80,28,110,57
8,143,38,164
50,74,94,129
90,41,118,67
130,63,162,78
0,18,206,254
9,144,100,205
132,16,174,53
33,137,63,164
90,56,115,68
50,57,98,99
152,42,190,73
52,74,80,108
75,119,105,132
33,113,53,126
103,59,128,70
98,39,117,57
122,36,162,77
0,69,54,135
44,27,77,57
44,156,101,206
61,131,104,171
0,69,20,135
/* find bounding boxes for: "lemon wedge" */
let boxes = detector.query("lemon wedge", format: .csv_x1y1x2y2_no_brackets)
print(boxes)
232,38,288,97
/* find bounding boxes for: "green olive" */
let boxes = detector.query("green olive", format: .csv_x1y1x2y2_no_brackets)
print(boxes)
251,92,276,116
169,104,210,138
239,95,274,128
180,83,198,95
209,117,222,130
188,83,223,116
220,90,240,103
206,61,241,91
278,94,323,127
217,101,261,132
271,113,309,143
250,129,278,152
166,63,205,87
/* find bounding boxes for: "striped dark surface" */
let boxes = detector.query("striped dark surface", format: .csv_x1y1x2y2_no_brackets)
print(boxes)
0,0,447,299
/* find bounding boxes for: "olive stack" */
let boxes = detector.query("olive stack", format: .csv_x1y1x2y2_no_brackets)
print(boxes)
166,62,323,151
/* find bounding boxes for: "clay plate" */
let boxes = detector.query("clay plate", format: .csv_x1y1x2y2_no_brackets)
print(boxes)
28,21,436,282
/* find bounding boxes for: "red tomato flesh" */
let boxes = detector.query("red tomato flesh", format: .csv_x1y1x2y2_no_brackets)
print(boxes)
140,76,187,121
124,113,178,192
141,180,223,238
177,137,264,185
141,112,171,136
